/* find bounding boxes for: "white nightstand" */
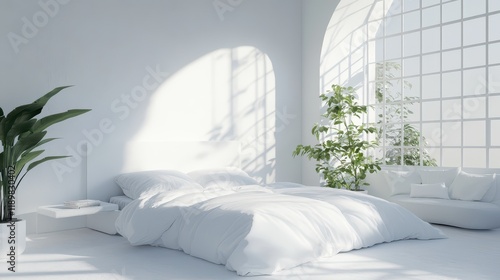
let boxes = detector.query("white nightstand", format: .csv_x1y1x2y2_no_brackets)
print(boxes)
37,202,120,234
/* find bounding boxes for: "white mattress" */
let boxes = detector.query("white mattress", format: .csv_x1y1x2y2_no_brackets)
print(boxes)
109,195,133,210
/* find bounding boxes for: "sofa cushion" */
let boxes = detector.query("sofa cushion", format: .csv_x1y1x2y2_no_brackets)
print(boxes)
418,168,459,188
389,194,500,229
449,171,495,201
410,183,449,199
382,170,421,195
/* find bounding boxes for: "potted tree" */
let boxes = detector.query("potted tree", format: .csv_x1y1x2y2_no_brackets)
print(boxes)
1,86,90,258
293,84,381,191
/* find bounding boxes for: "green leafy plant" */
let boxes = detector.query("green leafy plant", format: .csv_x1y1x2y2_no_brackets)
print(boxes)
293,84,381,191
0,86,90,222
375,62,437,166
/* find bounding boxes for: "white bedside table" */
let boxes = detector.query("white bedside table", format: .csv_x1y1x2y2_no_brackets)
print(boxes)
37,202,120,234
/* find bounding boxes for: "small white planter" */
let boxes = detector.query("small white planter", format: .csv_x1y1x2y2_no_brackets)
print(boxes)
0,219,26,260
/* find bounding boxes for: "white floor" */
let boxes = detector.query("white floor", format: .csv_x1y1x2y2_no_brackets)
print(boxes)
1,225,499,280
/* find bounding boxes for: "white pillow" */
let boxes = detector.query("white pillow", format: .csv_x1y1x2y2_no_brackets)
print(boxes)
188,167,259,190
383,170,421,195
418,168,459,188
410,183,450,199
115,170,203,199
449,171,495,201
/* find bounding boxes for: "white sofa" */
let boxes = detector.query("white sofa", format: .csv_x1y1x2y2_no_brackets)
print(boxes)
365,167,500,230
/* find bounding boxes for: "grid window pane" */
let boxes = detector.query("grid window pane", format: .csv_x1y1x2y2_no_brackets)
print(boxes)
491,120,500,146
463,148,486,168
422,0,440,8
489,149,500,168
442,50,462,72
463,96,486,119
489,14,500,41
422,27,441,53
463,0,486,18
403,0,420,12
489,66,500,94
489,96,500,117
403,76,421,99
422,74,441,99
442,99,462,120
463,68,486,96
490,0,500,12
422,122,441,146
442,23,462,50
442,148,461,167
442,122,462,147
442,0,461,23
385,15,402,36
489,43,500,64
386,36,402,59
422,53,441,74
403,57,420,76
403,31,420,57
422,101,441,121
422,6,440,27
442,71,462,98
463,121,486,146
463,18,486,46
403,10,421,32
463,46,486,69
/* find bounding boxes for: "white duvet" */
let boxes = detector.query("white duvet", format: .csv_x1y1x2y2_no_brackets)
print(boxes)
115,184,445,276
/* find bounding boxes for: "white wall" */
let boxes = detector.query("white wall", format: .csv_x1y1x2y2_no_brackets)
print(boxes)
0,0,302,232
300,0,340,186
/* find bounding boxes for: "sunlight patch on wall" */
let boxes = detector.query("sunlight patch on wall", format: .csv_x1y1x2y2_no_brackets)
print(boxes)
127,47,276,182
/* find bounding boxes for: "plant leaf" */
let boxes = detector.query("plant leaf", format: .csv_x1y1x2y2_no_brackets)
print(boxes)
15,150,45,177
27,155,69,172
31,109,91,133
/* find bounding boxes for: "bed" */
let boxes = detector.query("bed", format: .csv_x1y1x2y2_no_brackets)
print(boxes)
87,142,446,277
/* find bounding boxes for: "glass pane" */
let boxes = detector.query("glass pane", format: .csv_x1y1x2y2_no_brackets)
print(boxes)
463,96,486,119
442,148,461,167
442,0,461,23
442,49,462,72
403,10,420,32
463,18,486,46
442,121,462,146
489,66,500,94
442,99,462,120
463,68,486,96
385,15,401,36
442,22,462,50
422,6,440,27
442,71,462,98
403,101,420,122
403,76,420,99
491,120,500,146
403,0,420,12
489,43,500,64
386,0,402,15
422,0,440,8
403,31,420,57
403,57,420,77
489,14,500,41
422,122,441,146
463,0,486,18
422,74,441,100
490,149,500,168
386,36,402,59
491,0,500,12
463,46,486,68
386,104,403,122
422,53,440,74
463,148,486,168
422,101,441,121
422,27,440,53
463,121,486,146
490,96,500,117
